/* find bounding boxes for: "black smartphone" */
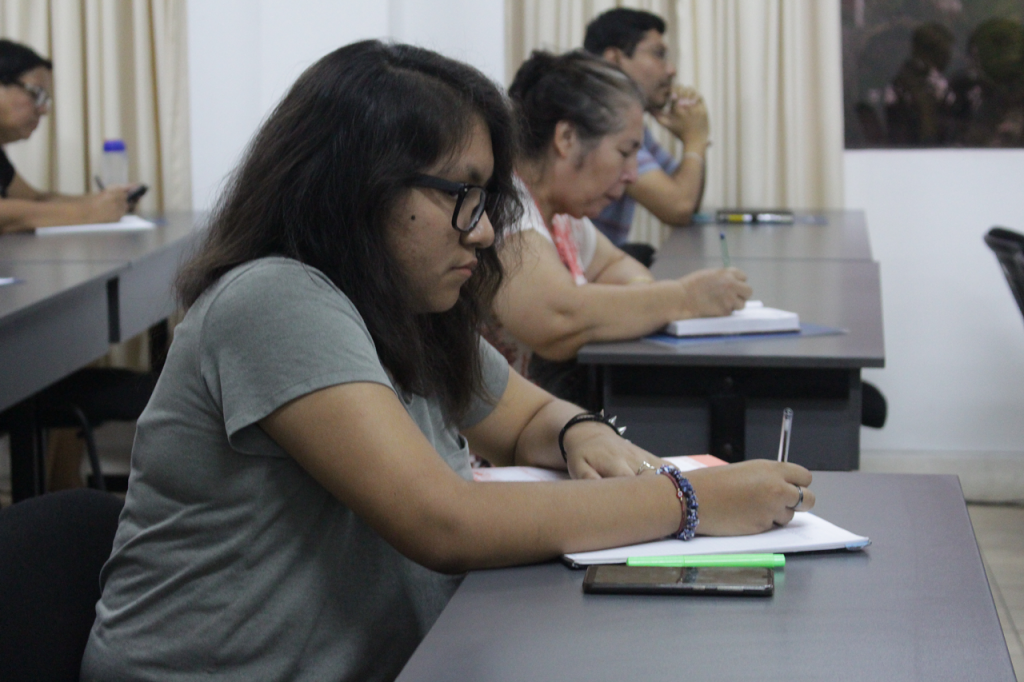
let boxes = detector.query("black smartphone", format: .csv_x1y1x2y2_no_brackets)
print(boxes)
582,565,773,596
126,184,149,206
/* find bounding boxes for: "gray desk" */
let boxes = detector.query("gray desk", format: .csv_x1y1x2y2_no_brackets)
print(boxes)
0,212,205,500
577,212,884,471
665,210,872,262
397,473,1015,682
0,211,202,263
579,258,884,470
0,212,204,341
0,261,123,413
585,258,884,369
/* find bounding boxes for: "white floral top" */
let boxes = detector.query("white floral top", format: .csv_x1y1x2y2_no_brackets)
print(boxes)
485,177,598,377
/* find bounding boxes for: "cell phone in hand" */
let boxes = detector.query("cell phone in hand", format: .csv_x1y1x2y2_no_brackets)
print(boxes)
582,565,774,596
126,184,148,207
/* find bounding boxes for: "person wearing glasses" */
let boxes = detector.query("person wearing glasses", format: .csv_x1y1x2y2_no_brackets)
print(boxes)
81,42,812,681
583,8,709,255
485,50,749,407
0,39,131,234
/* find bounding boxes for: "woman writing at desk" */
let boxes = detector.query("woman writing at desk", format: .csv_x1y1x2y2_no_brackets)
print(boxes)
486,51,751,406
82,42,813,681
0,39,130,234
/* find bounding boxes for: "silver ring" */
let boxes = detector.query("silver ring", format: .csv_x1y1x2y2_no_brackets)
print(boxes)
787,485,804,511
636,461,656,476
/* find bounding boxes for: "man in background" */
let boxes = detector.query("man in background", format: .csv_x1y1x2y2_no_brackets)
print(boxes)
584,8,709,261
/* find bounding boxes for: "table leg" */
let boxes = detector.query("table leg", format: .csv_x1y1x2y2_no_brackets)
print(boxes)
3,399,45,502
148,319,169,374
709,379,745,462
598,365,861,470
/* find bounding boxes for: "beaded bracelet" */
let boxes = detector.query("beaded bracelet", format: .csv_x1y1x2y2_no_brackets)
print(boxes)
557,410,626,461
657,464,699,540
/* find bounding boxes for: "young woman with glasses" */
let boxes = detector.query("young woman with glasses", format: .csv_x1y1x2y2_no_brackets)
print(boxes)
81,41,813,681
0,39,132,234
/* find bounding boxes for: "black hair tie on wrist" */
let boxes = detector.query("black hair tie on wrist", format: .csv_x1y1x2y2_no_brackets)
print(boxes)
558,410,626,461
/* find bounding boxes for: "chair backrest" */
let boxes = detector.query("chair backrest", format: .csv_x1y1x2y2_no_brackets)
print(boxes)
0,489,123,682
984,226,1024,323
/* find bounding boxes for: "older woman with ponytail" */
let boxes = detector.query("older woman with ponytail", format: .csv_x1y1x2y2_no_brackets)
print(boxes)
487,50,751,407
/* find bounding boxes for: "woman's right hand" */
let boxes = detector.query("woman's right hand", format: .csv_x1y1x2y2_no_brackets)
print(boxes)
686,459,814,536
82,186,130,223
676,267,752,317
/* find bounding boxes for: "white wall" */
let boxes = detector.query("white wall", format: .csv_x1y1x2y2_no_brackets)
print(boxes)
389,0,505,84
187,0,505,211
845,150,1024,495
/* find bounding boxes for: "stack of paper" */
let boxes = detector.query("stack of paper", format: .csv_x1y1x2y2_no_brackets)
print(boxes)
663,300,799,337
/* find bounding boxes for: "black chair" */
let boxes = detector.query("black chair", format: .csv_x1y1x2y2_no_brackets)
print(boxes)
0,322,165,497
0,489,123,682
984,226,1024,323
33,368,158,491
619,242,656,268
861,381,887,429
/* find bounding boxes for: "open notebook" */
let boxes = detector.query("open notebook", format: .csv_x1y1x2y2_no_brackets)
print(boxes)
474,455,870,566
664,300,799,337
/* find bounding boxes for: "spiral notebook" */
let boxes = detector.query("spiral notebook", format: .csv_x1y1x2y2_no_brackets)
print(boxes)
473,455,869,567
562,512,870,567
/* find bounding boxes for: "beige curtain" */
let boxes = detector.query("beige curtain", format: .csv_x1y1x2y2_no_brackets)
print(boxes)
0,0,191,368
0,0,191,210
506,0,844,246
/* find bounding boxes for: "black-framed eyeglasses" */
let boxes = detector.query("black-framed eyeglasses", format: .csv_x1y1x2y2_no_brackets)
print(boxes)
13,81,51,109
410,174,488,233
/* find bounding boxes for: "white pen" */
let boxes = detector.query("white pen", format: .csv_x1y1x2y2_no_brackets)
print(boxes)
777,408,793,462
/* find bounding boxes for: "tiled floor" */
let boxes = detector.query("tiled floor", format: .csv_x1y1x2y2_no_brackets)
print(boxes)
969,503,1024,681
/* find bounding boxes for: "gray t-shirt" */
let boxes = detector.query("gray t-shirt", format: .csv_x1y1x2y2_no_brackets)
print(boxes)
81,257,509,682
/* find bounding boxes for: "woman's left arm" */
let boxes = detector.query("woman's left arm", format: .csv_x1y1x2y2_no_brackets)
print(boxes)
464,366,658,479
584,230,654,285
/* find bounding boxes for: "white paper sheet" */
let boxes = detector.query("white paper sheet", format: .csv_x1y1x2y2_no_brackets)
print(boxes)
36,214,156,236
564,512,870,566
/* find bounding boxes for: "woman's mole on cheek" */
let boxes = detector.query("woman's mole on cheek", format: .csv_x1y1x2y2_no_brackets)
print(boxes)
410,215,416,221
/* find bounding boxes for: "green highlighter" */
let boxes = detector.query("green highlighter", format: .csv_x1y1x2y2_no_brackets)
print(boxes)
627,553,785,569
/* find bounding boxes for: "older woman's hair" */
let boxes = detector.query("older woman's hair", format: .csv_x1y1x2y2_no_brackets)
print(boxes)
177,40,521,421
509,49,644,159
0,39,52,84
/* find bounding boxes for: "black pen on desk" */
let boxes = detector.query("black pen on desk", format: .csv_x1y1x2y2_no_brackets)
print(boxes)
777,408,793,462
94,175,105,191
719,231,731,268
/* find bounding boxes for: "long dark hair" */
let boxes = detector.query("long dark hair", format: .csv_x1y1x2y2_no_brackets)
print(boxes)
177,41,521,421
508,50,644,160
